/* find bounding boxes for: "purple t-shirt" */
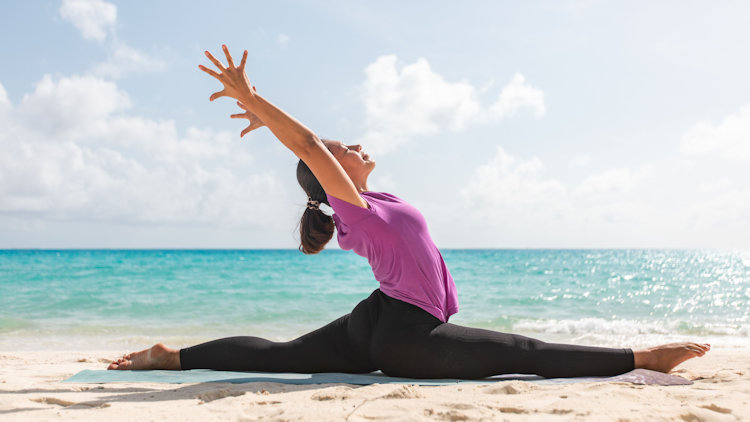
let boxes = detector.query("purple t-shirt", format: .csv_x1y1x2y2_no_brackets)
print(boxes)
326,191,459,322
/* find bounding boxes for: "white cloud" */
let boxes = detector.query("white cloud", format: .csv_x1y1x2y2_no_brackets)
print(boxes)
0,83,10,121
489,73,546,118
0,74,288,228
17,74,130,135
277,33,290,47
569,154,591,168
575,167,648,196
59,0,116,43
451,144,750,247
681,103,750,161
680,189,750,234
356,55,545,155
60,0,166,79
357,55,480,154
0,83,10,110
459,146,567,225
92,42,167,79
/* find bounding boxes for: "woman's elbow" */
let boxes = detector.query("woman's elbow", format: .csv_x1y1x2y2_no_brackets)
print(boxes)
297,134,324,159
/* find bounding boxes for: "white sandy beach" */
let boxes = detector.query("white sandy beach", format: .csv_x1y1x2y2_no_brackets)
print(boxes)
0,348,747,421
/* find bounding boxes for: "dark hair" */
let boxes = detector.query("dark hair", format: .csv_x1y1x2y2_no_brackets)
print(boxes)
296,159,334,254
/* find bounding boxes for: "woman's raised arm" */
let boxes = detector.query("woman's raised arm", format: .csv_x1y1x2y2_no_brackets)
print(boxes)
199,45,367,208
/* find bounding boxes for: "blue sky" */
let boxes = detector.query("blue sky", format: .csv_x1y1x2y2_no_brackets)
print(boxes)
1,0,749,248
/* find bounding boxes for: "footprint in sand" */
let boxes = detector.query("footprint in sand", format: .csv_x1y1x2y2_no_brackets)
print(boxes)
379,385,424,399
497,407,530,414
195,388,246,403
310,386,355,401
77,357,114,363
699,403,732,414
423,408,473,421
444,403,477,411
681,406,735,422
482,382,537,395
31,397,110,408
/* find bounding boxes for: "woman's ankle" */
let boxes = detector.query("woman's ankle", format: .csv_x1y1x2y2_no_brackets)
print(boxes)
633,349,650,369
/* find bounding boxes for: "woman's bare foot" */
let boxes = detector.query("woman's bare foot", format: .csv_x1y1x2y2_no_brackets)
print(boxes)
633,342,710,373
107,343,181,370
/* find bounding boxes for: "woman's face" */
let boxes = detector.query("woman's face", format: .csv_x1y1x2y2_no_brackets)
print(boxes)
323,139,376,183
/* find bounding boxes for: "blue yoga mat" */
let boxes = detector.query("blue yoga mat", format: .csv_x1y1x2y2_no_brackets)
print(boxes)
63,369,691,386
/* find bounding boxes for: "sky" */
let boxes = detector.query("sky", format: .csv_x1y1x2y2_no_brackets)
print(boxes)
0,0,749,249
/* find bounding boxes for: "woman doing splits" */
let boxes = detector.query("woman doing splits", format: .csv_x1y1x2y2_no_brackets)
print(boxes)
108,46,710,378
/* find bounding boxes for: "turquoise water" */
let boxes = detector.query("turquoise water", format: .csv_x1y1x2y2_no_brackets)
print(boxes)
1,249,748,351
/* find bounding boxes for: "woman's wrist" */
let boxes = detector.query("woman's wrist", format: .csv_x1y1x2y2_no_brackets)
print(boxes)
238,90,261,111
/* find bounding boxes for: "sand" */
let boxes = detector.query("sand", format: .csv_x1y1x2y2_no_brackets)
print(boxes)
0,348,747,421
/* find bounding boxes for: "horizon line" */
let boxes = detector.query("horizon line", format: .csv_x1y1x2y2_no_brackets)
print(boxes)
1,247,747,251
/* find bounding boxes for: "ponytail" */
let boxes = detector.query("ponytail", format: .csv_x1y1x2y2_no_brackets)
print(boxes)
296,159,334,254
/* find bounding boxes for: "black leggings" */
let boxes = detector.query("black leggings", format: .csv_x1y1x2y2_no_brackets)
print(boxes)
180,289,634,379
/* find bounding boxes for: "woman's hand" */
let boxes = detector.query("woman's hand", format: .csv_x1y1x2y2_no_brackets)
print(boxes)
198,45,254,103
231,100,265,137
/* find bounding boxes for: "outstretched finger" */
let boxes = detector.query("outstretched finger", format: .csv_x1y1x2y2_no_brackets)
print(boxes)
198,64,221,80
241,124,259,137
239,50,248,70
209,90,227,102
222,44,235,68
204,50,225,70
230,112,246,119
241,121,264,137
236,100,250,111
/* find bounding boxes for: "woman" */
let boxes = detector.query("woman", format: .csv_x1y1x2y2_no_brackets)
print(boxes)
108,46,710,378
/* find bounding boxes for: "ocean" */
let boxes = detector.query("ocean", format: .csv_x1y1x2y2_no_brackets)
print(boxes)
0,249,748,351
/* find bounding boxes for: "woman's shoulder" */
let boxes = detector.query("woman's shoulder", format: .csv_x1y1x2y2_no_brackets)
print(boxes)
327,191,406,223
327,192,378,226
